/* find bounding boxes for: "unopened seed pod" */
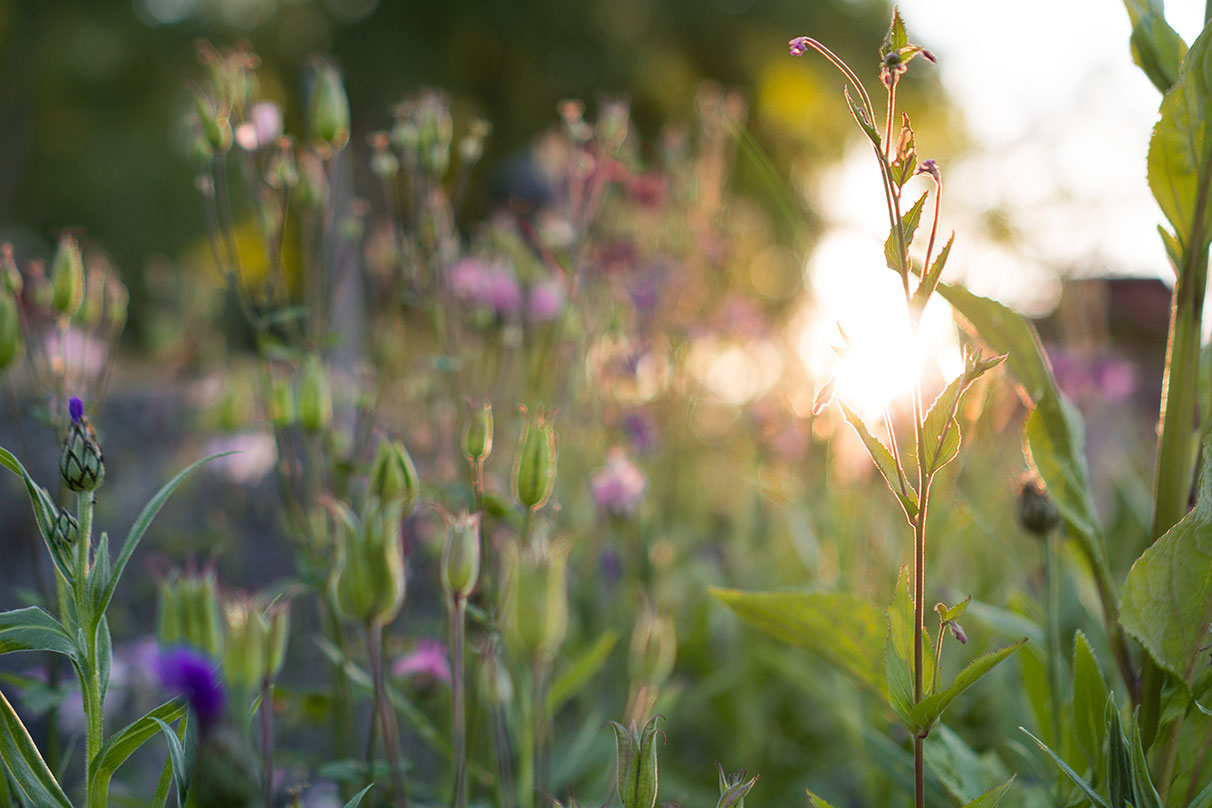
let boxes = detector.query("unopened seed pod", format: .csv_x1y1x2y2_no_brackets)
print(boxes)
331,500,406,626
49,235,84,318
0,292,23,371
609,715,662,808
369,437,420,515
502,539,568,662
514,412,557,511
463,402,493,462
441,511,481,597
298,356,332,432
309,61,350,150
222,599,266,692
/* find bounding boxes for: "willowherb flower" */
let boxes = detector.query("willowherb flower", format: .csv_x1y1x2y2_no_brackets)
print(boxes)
590,448,645,518
788,36,812,57
155,646,226,730
391,638,451,684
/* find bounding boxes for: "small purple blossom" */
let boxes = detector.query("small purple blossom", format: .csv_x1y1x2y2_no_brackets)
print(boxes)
447,258,523,318
590,448,646,518
69,396,84,423
789,36,811,57
391,639,451,685
155,646,225,729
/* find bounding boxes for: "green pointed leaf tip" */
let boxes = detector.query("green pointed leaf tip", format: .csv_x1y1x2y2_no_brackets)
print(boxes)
806,789,839,808
1106,697,1132,808
1123,0,1188,93
936,596,971,624
1021,727,1110,808
960,776,1016,808
910,638,1026,734
1072,630,1109,774
838,401,917,519
1147,22,1212,254
1122,435,1212,690
884,191,929,274
883,7,909,57
708,587,885,695
1129,714,1163,808
342,784,376,808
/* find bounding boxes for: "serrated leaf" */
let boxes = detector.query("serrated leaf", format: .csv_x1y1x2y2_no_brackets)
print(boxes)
1021,727,1109,808
882,7,909,57
0,607,78,660
547,629,618,713
1123,0,1189,93
885,192,929,274
961,776,1016,807
1121,435,1212,693
97,452,234,619
1073,630,1109,775
910,639,1026,734
709,587,885,696
0,688,73,808
912,232,954,312
920,375,967,475
88,699,187,806
1147,22,1212,257
838,401,917,520
886,566,934,729
937,596,971,624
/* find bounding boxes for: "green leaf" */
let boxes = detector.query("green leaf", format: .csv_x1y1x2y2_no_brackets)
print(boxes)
1021,727,1109,807
911,232,954,313
882,7,909,57
1129,712,1163,808
1072,630,1109,775
1123,0,1189,93
1160,225,1183,269
937,596,972,624
1106,698,1132,808
343,783,375,807
925,724,1012,804
844,87,880,148
920,375,966,475
910,639,1026,735
153,715,196,808
88,699,187,805
885,192,929,274
709,587,885,696
0,607,77,660
97,452,234,619
961,776,1016,807
0,447,76,583
886,566,934,729
0,687,73,808
805,789,838,808
1121,435,1212,693
547,629,619,713
1147,22,1212,257
838,401,917,520
1018,645,1054,748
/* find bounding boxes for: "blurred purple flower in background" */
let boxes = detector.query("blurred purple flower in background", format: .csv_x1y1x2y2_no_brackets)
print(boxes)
590,448,646,518
1048,348,1138,405
391,639,451,685
623,410,659,454
156,646,226,729
235,101,282,151
448,258,523,318
527,279,565,323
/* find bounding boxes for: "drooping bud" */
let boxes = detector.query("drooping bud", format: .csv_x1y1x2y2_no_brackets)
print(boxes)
609,715,662,808
298,356,332,432
513,410,557,511
60,397,105,492
50,234,84,318
441,511,481,598
308,59,350,150
1017,477,1061,538
369,437,421,516
463,402,493,462
0,291,23,371
502,538,568,662
331,500,406,626
628,609,677,687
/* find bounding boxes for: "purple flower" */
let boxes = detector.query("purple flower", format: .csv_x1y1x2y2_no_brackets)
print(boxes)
69,396,84,423
789,36,811,57
447,258,522,318
391,639,451,685
155,647,226,729
623,410,659,454
590,448,646,518
527,279,565,323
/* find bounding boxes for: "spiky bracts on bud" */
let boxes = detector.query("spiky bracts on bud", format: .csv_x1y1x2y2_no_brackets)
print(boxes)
60,397,104,492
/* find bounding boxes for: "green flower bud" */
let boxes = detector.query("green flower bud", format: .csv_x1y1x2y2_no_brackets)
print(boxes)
331,500,406,626
463,402,493,462
1,245,21,296
0,292,23,372
309,60,350,150
298,356,332,432
157,570,225,658
105,276,128,330
264,600,290,679
502,538,568,662
1017,477,1061,538
369,437,420,515
609,715,662,808
268,372,295,426
628,609,677,687
49,507,79,573
50,234,84,318
222,598,266,692
715,763,759,808
514,411,557,511
60,400,105,492
441,511,481,598
78,269,105,328
195,93,233,154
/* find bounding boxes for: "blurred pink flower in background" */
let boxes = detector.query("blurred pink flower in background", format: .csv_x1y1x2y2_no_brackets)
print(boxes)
391,639,451,685
447,258,522,318
590,447,646,518
527,279,565,323
235,101,282,150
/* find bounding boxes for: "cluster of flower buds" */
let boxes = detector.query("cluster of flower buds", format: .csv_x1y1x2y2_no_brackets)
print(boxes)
157,568,225,658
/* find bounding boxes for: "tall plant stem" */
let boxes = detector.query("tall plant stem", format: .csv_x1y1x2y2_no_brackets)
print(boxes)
450,595,469,808
260,675,275,808
912,384,929,808
1044,531,1066,798
367,621,408,808
75,491,104,808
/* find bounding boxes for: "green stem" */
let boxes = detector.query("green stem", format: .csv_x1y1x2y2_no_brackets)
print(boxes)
1044,533,1065,779
367,621,408,808
260,675,275,808
517,663,535,808
76,491,104,808
451,595,469,808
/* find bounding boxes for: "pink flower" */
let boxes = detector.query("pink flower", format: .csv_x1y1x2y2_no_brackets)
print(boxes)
235,101,282,150
391,639,451,685
447,258,522,317
590,448,646,518
527,279,565,323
